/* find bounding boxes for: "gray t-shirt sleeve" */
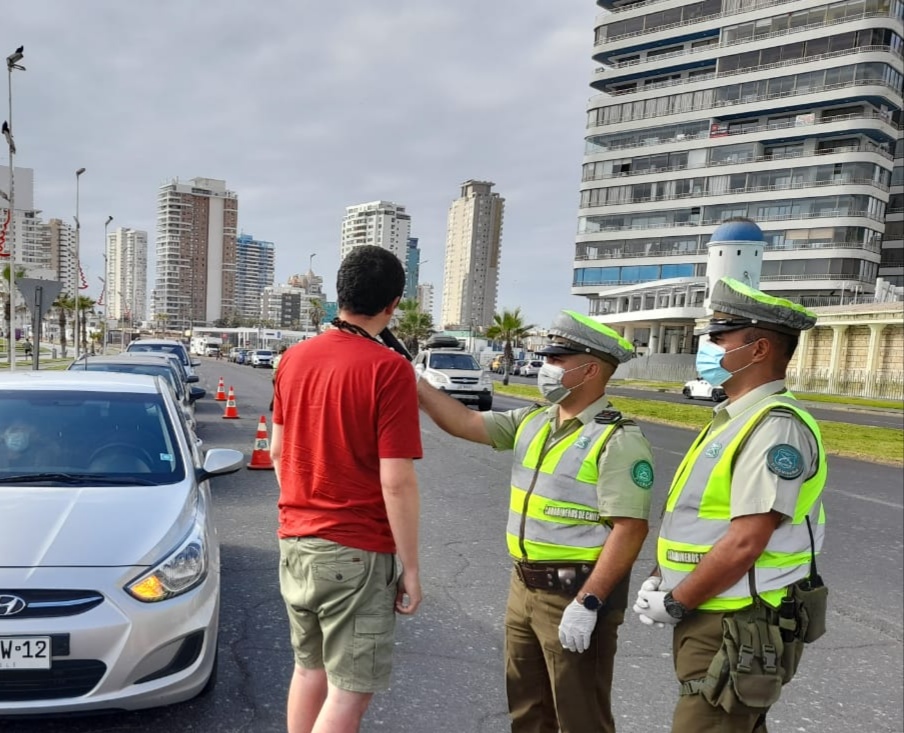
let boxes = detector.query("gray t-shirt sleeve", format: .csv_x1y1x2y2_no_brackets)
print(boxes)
481,405,542,452
730,411,819,519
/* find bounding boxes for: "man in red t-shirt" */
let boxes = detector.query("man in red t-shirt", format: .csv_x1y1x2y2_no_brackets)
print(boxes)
271,246,422,733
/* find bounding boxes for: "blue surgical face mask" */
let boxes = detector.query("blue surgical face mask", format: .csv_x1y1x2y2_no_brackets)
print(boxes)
695,339,756,387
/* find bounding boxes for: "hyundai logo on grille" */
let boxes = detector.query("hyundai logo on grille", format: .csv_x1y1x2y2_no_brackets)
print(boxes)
0,594,26,617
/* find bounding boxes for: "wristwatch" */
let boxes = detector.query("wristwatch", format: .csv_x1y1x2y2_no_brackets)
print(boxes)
577,592,603,612
663,592,691,621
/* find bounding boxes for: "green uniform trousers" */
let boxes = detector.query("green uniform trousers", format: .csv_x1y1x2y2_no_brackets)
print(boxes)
672,612,770,733
504,568,626,733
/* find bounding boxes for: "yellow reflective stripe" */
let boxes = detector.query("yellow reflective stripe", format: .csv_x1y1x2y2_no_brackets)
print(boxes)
755,549,814,568
658,539,710,570
665,425,714,511
536,432,577,475
506,535,601,563
698,588,785,612
513,408,546,446
511,487,599,524
520,419,551,469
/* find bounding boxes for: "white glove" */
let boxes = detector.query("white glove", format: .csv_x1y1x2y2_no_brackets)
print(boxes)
640,575,662,592
632,589,679,628
558,600,599,653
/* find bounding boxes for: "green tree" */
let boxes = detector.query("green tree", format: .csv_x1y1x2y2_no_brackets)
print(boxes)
53,294,75,358
485,307,534,385
395,298,434,354
309,298,326,335
76,295,96,354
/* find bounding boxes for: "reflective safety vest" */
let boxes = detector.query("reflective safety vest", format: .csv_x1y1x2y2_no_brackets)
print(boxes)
507,408,625,562
658,394,827,611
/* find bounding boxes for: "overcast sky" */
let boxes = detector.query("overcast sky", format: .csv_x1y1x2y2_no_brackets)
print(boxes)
4,1,599,328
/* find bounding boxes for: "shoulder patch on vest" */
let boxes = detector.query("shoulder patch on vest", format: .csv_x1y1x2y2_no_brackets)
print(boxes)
766,444,804,479
631,460,654,489
594,409,622,424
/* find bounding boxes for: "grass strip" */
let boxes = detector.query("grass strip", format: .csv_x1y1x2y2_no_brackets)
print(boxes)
494,383,903,466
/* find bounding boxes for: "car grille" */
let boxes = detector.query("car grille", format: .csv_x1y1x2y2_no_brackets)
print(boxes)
0,590,104,619
450,377,478,385
0,660,107,701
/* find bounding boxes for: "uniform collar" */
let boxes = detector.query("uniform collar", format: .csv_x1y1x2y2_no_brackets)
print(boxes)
712,379,788,423
546,393,612,427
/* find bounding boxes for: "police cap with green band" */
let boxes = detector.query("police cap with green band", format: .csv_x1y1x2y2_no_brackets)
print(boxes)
537,310,635,366
697,277,817,336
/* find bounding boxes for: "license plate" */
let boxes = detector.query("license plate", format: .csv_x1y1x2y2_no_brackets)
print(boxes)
0,636,52,670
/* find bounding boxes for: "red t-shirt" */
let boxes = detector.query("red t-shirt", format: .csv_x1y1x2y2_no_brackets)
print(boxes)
272,329,422,553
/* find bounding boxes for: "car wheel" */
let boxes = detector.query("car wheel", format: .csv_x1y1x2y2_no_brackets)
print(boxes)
478,394,493,412
682,387,692,398
197,648,218,698
713,390,727,402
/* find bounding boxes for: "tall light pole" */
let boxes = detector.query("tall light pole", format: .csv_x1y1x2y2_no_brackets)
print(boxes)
5,45,24,370
309,253,316,272
102,215,112,354
73,167,85,358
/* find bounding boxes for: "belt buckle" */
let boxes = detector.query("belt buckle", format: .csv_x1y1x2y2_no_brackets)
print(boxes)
556,567,577,592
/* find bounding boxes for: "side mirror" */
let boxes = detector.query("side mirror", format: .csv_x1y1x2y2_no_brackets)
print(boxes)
186,374,200,383
189,386,206,403
196,448,244,483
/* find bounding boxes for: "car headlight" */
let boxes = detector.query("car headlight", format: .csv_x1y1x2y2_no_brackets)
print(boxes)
427,371,450,385
126,523,208,602
480,373,493,386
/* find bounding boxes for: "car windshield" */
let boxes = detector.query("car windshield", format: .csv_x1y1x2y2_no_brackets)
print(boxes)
429,353,480,370
68,363,183,399
0,390,186,485
128,343,189,366
256,350,272,357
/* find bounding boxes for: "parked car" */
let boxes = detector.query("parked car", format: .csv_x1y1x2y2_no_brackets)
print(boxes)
682,377,728,402
511,360,528,376
0,371,243,714
250,349,273,368
126,338,199,377
518,360,546,378
413,338,493,411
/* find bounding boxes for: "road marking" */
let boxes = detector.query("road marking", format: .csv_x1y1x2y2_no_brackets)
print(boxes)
830,488,903,510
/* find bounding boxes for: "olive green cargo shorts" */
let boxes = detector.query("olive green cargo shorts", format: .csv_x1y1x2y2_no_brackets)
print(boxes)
279,536,400,692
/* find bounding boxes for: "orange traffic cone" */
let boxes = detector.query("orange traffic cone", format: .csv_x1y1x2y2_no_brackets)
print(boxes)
221,386,240,419
247,415,274,470
214,377,227,402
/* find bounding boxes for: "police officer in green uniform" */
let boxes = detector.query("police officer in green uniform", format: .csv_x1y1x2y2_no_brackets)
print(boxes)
418,310,654,733
632,277,827,733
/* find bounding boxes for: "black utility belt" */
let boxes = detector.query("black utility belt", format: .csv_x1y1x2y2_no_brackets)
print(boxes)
515,562,593,595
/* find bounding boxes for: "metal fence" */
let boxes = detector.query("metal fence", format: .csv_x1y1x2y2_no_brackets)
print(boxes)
786,369,904,402
613,354,698,383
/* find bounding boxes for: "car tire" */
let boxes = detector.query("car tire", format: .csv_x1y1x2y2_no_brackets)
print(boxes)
478,394,493,412
682,387,692,398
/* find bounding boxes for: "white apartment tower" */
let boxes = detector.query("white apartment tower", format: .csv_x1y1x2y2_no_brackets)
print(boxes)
441,180,504,330
575,0,903,348
106,228,148,322
0,165,50,272
156,177,238,328
340,201,411,262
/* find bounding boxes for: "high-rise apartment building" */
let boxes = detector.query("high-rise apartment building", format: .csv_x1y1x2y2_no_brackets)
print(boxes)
262,270,325,330
235,233,275,321
339,201,411,262
881,132,903,286
416,282,435,318
46,219,76,290
0,165,50,272
155,177,238,328
574,0,903,347
404,237,422,299
440,180,504,330
105,228,148,322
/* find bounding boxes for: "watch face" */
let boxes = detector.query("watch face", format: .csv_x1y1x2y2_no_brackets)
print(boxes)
581,593,601,611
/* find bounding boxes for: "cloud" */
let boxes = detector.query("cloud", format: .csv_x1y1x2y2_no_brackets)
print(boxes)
1,0,595,327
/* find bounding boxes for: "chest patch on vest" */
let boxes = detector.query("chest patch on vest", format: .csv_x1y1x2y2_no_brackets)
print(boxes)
766,444,804,479
631,460,654,489
594,409,622,424
574,436,591,450
704,442,723,459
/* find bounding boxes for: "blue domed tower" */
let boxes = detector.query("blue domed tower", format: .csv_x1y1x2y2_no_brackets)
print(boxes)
705,218,765,308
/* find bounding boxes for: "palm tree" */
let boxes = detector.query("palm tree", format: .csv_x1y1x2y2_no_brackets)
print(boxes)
76,295,96,354
485,308,534,385
309,298,325,335
395,298,434,354
53,294,75,358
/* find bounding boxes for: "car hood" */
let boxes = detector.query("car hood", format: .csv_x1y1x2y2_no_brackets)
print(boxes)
0,484,198,568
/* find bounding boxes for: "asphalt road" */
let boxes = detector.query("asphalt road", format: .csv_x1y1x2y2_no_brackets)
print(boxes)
5,359,902,732
495,373,904,430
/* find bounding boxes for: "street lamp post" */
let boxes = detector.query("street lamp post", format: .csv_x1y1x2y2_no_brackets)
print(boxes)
102,215,112,354
5,45,24,370
309,253,316,272
73,167,85,359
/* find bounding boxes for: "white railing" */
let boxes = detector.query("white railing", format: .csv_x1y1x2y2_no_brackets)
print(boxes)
575,241,882,260
581,210,885,234
787,368,904,401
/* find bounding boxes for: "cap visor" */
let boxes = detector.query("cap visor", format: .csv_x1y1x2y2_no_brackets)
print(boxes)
536,344,583,356
694,323,750,336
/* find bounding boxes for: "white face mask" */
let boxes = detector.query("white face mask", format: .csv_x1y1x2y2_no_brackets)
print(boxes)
537,362,591,404
4,430,29,453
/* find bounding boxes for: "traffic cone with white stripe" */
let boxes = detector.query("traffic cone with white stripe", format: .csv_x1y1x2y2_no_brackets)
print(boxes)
221,386,240,419
247,415,274,470
214,377,227,402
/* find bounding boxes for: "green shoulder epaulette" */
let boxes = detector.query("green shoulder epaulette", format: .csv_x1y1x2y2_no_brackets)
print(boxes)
594,409,623,424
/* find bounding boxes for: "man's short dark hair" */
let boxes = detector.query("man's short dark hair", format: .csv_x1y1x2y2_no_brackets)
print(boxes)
337,246,406,316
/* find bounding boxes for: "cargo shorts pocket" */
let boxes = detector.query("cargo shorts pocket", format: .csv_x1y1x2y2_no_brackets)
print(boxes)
353,614,395,683
312,561,367,588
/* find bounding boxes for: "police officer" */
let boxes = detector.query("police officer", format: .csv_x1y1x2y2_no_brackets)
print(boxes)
633,277,827,733
418,310,654,733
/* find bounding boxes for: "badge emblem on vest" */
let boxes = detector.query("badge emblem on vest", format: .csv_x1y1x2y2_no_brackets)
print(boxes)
574,436,591,450
766,443,804,479
704,442,723,459
631,460,654,489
